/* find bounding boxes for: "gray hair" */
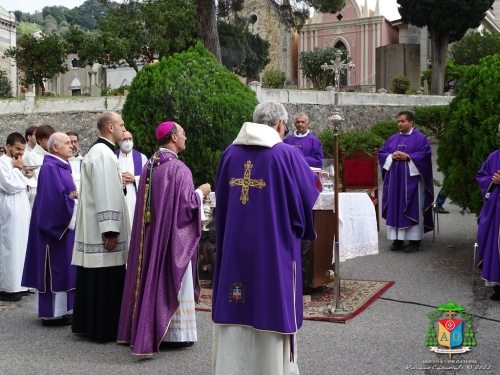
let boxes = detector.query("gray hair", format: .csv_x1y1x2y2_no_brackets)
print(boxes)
295,112,309,123
47,132,66,154
253,100,288,127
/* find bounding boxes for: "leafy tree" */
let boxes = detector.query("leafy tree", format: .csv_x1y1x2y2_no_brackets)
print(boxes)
0,71,13,98
67,0,199,72
99,0,345,63
122,42,258,186
437,54,500,214
450,30,500,66
420,60,468,93
298,47,350,90
397,0,494,94
17,22,42,36
218,20,270,78
3,33,68,95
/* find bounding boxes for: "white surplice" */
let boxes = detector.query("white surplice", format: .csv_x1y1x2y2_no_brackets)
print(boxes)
117,150,147,227
23,143,48,208
71,142,130,268
0,155,31,293
68,154,84,193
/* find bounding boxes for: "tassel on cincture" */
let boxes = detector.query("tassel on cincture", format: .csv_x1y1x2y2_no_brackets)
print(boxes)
145,211,151,224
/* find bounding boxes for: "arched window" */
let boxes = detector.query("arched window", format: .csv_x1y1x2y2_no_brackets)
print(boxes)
333,41,348,86
71,58,79,69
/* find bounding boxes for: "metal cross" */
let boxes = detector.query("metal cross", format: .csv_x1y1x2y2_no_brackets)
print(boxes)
321,49,356,128
229,160,266,205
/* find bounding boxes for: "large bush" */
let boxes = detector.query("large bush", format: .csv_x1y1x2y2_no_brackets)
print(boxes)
414,105,449,135
437,54,500,214
122,42,258,186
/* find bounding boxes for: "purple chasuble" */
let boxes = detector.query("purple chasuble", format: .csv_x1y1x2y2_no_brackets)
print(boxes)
22,155,77,297
117,149,202,355
476,149,500,284
213,143,319,334
115,149,143,176
283,132,324,168
378,128,434,233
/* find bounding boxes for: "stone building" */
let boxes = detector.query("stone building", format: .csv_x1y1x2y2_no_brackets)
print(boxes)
238,0,296,82
47,54,103,96
0,6,17,97
298,0,398,89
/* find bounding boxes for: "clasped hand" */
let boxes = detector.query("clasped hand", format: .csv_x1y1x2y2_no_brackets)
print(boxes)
392,151,408,161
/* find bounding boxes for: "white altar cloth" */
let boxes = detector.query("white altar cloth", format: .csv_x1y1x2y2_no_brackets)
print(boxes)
207,191,378,262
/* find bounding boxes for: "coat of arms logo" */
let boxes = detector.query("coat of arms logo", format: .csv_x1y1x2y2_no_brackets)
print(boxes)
228,282,245,303
425,302,476,358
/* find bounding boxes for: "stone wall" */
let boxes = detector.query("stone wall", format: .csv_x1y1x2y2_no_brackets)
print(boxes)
0,89,452,152
0,110,113,154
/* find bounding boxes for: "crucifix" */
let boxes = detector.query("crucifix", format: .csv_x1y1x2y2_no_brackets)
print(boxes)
321,49,355,315
229,160,266,205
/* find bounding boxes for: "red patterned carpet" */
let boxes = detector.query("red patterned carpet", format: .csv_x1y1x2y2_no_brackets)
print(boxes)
196,279,394,323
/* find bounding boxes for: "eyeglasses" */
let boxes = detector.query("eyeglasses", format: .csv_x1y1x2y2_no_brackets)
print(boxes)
0,150,5,154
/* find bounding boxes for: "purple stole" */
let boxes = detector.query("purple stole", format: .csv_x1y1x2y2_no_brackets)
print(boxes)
115,149,143,176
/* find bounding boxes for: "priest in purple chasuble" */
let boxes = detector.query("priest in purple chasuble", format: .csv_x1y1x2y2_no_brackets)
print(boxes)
115,131,148,227
212,101,319,375
283,112,324,168
378,111,434,253
22,133,78,326
476,126,500,300
117,121,211,356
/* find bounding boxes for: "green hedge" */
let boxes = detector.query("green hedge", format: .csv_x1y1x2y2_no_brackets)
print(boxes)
122,42,258,186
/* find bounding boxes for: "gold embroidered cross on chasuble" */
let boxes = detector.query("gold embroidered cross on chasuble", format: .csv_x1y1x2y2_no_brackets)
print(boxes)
229,160,266,205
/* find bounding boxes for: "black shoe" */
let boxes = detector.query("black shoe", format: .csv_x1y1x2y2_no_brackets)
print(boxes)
434,206,449,214
17,290,32,297
160,341,194,349
390,240,405,251
405,241,421,253
42,315,72,327
0,292,22,301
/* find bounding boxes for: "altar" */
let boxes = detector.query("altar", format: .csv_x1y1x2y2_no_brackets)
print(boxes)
197,192,378,289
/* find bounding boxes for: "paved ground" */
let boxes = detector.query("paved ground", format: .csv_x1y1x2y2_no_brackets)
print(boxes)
1,145,499,375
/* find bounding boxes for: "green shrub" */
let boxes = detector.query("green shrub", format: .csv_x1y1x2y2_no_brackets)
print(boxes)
298,47,350,90
122,42,258,186
262,69,286,88
414,105,449,135
0,71,13,98
437,54,500,214
370,120,431,141
392,75,411,94
318,129,384,159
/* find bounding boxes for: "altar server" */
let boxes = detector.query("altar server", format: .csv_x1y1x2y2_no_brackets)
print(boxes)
71,111,130,340
0,133,31,301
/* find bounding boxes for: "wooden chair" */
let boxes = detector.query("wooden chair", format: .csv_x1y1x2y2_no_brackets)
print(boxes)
340,148,380,231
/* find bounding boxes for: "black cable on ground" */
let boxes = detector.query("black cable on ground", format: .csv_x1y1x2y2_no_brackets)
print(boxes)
379,296,500,323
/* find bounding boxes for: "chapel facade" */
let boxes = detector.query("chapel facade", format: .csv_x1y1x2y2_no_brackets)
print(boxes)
298,0,398,89
0,6,17,96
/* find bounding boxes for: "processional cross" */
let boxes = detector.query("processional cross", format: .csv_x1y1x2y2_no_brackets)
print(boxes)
229,160,266,205
320,49,355,315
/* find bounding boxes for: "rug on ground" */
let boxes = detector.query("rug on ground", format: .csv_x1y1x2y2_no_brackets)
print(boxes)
196,279,394,323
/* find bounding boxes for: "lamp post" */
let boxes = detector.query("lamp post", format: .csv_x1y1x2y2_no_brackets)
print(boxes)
321,50,355,314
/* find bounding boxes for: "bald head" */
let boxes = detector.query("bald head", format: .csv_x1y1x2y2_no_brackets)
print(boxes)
97,111,126,143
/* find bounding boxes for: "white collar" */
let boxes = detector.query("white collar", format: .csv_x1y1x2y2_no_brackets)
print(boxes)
400,128,414,135
233,122,282,148
34,143,48,156
293,130,310,138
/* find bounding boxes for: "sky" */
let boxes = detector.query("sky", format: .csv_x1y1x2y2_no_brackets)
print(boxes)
3,0,402,21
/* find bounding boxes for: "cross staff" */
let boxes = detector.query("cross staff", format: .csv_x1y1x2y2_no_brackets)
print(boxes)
321,49,355,316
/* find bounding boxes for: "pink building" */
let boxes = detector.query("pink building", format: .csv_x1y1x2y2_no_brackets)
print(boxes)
298,0,398,89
